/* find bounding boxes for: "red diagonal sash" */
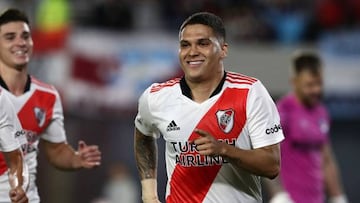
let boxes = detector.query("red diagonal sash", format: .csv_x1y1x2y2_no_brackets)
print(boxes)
166,88,249,203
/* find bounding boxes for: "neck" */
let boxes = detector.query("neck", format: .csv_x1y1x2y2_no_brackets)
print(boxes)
0,64,28,96
293,92,316,109
186,70,224,103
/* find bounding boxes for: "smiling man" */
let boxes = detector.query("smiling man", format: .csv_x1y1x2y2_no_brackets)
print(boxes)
0,8,101,203
0,89,28,203
134,12,284,203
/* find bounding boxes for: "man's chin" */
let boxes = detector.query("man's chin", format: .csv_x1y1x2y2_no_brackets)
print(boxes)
14,63,28,70
184,69,203,80
304,99,321,108
185,73,205,83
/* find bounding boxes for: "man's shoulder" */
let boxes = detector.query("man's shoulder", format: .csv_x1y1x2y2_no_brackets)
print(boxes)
225,71,258,86
30,76,58,94
139,78,182,110
149,78,181,94
275,94,298,115
277,94,295,105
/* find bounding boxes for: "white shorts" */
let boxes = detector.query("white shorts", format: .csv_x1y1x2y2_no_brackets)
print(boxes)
0,173,39,203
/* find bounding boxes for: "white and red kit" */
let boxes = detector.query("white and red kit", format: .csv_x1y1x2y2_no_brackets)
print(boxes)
0,75,67,203
0,88,28,202
135,71,284,203
0,88,21,153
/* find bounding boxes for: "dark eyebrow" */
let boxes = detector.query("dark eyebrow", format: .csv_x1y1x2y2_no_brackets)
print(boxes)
22,31,30,36
198,38,211,41
179,40,190,45
198,38,211,42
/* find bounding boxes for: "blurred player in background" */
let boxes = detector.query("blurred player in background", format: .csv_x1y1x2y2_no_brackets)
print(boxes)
134,12,284,203
0,8,102,202
264,51,347,203
0,89,28,203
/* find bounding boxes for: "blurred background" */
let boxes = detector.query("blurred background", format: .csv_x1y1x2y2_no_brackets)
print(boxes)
1,0,360,202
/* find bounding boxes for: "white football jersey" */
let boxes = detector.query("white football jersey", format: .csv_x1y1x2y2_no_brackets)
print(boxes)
0,88,20,153
135,72,284,203
0,75,67,202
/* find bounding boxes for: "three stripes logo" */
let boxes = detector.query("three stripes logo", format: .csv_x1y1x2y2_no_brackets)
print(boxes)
167,120,180,132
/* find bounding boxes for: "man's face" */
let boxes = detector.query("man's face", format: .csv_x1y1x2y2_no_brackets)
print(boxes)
293,70,323,107
0,21,33,70
179,24,227,82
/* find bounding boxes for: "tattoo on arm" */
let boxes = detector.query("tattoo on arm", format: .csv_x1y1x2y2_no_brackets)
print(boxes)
135,130,158,180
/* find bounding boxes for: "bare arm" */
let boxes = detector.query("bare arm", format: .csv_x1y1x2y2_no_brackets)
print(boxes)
134,128,160,203
194,129,280,179
41,140,101,170
134,128,157,179
224,143,280,179
4,149,28,203
323,144,347,200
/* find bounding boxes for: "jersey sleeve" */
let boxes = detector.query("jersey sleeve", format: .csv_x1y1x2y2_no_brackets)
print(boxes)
41,90,67,143
135,86,160,138
246,81,284,149
0,93,20,152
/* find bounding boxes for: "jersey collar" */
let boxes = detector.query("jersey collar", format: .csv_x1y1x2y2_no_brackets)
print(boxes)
180,71,227,100
0,74,31,93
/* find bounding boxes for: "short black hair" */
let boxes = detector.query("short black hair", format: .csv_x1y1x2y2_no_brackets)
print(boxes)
0,8,29,27
179,12,226,43
292,51,322,75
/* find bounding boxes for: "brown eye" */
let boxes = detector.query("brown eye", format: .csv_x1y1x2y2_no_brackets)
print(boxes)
198,39,210,47
180,42,190,48
22,33,30,40
4,34,15,41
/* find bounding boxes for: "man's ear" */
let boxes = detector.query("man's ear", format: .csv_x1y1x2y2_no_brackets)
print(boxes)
221,43,228,58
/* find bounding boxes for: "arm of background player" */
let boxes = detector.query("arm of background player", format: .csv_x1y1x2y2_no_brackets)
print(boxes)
4,149,28,203
40,140,101,170
134,128,160,203
323,144,348,203
194,129,280,179
263,177,294,203
263,177,285,197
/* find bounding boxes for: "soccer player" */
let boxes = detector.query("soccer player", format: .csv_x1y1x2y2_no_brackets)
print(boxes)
0,89,28,203
264,51,347,203
134,12,284,203
0,8,102,202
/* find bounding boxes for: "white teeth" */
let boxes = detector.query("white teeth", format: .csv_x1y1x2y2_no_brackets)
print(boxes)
14,50,26,55
188,61,203,65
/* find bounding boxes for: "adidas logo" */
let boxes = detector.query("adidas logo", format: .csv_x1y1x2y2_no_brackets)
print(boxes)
167,120,180,132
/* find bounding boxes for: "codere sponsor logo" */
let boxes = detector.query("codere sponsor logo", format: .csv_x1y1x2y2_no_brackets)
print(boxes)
266,124,282,134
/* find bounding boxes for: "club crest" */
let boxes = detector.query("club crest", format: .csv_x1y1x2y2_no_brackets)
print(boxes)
216,109,234,133
34,107,46,128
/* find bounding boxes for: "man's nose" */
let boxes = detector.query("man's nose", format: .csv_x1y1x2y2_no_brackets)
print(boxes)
16,37,26,46
188,45,199,56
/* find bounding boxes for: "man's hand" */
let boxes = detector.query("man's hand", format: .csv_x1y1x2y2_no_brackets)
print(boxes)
193,129,227,156
9,187,28,203
74,140,101,169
